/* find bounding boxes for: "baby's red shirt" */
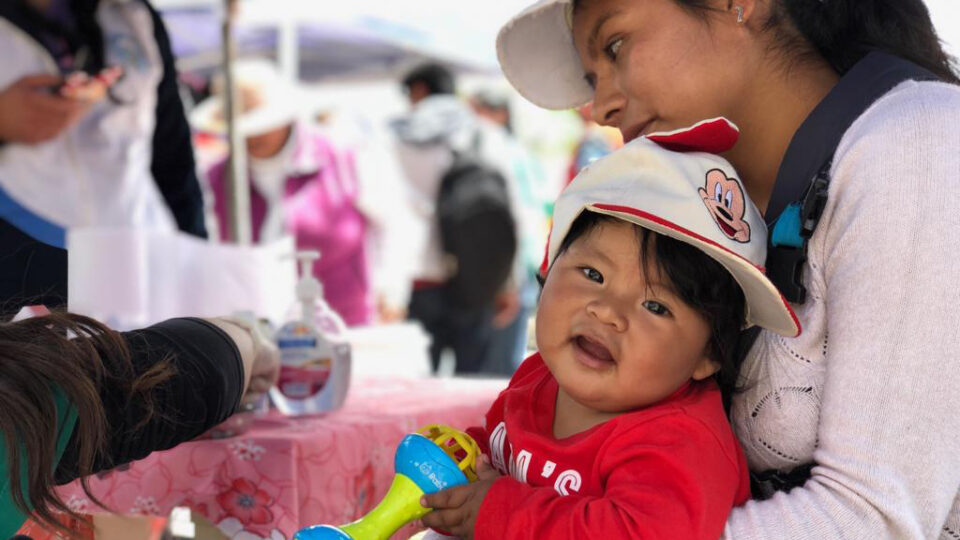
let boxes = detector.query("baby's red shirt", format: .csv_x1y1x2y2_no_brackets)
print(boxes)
468,353,750,540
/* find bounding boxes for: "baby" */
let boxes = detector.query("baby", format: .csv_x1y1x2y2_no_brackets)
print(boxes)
420,118,799,540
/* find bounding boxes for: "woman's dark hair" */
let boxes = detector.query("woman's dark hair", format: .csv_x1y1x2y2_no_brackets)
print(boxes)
0,313,172,535
551,211,748,410
573,0,958,83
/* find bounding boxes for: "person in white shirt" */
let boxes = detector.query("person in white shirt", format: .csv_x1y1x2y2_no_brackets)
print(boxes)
391,64,523,374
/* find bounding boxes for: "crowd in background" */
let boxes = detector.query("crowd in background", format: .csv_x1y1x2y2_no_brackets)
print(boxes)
0,0,621,377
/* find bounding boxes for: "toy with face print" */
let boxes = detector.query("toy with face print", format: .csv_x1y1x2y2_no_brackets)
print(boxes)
419,119,799,540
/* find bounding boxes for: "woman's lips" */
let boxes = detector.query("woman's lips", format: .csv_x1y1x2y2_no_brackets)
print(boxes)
573,335,616,370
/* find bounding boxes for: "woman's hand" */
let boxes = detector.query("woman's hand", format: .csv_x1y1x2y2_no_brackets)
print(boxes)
242,320,280,407
213,317,280,407
0,74,96,144
420,456,502,540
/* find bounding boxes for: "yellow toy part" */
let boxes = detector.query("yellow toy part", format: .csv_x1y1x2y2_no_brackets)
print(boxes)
417,425,481,482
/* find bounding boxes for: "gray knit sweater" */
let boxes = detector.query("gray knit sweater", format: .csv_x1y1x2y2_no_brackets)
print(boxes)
725,80,960,539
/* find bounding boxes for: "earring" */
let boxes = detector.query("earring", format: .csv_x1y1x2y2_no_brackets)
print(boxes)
735,5,745,23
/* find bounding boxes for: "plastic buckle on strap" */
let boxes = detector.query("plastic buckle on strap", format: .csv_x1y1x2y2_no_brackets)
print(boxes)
750,462,815,501
766,238,808,304
768,169,830,305
800,173,829,236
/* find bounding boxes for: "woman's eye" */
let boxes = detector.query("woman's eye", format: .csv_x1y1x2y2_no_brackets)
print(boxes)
643,300,670,316
714,183,723,203
580,267,604,283
724,189,734,209
584,73,597,90
604,38,623,61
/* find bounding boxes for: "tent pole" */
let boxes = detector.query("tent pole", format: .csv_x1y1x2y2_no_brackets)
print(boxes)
223,0,252,244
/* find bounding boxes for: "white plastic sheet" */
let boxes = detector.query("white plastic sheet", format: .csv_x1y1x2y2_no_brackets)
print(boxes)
67,228,296,329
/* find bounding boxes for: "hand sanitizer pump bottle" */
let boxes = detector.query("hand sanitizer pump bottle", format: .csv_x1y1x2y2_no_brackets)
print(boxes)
270,251,352,415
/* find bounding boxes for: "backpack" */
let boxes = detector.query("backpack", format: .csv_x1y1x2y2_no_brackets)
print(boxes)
436,133,517,309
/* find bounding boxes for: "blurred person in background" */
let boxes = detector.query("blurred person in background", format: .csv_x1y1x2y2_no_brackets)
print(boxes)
391,63,522,374
0,0,207,311
195,59,414,327
566,103,622,185
470,88,552,375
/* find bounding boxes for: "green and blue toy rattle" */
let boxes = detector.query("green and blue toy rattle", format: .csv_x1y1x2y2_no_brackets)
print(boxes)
294,425,480,540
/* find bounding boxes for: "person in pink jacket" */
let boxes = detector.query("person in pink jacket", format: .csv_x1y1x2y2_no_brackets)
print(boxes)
195,60,373,326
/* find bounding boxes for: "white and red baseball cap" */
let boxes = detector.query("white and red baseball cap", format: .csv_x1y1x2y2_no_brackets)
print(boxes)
497,0,592,110
544,118,801,337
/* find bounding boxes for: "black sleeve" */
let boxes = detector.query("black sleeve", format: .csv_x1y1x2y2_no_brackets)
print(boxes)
54,318,244,483
145,1,208,238
0,218,67,315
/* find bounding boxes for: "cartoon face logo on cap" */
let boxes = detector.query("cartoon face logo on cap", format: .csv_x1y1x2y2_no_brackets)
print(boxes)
698,169,751,243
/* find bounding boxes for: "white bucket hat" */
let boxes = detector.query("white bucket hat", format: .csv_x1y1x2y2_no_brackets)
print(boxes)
545,118,801,337
497,0,592,110
191,58,303,137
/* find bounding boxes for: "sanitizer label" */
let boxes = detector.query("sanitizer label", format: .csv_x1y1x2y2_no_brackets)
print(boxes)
277,322,333,399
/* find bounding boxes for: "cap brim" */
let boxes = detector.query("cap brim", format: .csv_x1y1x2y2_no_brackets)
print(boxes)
588,204,801,338
496,0,593,110
190,96,299,138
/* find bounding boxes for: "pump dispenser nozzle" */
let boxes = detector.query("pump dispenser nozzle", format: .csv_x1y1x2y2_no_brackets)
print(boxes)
295,250,322,323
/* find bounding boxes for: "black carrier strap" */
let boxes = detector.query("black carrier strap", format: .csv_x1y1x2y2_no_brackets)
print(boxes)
764,51,938,304
744,52,939,498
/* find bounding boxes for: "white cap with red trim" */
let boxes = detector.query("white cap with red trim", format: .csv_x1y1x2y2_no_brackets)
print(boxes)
544,118,801,337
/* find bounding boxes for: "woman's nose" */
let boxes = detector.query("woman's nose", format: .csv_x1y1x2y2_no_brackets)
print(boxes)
590,72,625,128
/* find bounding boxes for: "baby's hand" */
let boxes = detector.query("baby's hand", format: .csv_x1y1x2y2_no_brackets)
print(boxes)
420,456,502,540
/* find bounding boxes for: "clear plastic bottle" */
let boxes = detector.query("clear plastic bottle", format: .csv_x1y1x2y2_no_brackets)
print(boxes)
269,251,352,415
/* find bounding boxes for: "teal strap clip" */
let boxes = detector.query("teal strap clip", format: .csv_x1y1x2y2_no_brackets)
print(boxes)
770,203,805,249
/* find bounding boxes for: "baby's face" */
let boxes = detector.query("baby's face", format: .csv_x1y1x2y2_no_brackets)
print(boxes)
536,220,718,414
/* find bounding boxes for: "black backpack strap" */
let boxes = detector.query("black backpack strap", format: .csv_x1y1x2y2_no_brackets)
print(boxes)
740,52,940,498
764,51,938,304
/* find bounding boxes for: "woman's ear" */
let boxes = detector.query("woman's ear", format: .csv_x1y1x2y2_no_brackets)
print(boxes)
691,355,721,381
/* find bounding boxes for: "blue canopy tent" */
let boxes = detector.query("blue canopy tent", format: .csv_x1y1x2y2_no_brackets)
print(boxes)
156,0,502,81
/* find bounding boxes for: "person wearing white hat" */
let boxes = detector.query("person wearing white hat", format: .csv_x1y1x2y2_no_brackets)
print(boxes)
194,59,415,327
494,1,960,539
419,119,797,540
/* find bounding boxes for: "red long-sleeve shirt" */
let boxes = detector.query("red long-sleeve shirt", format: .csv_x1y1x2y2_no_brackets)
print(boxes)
468,353,750,540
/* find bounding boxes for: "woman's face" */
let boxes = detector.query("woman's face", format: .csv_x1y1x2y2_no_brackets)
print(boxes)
246,125,292,160
571,0,756,143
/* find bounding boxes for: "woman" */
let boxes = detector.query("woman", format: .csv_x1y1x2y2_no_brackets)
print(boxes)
495,0,960,538
195,59,418,327
0,313,279,537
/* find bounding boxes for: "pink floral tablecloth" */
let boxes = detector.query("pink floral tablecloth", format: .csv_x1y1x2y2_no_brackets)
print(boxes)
57,376,506,540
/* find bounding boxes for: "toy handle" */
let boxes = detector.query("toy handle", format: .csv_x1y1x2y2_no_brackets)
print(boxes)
295,433,471,540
